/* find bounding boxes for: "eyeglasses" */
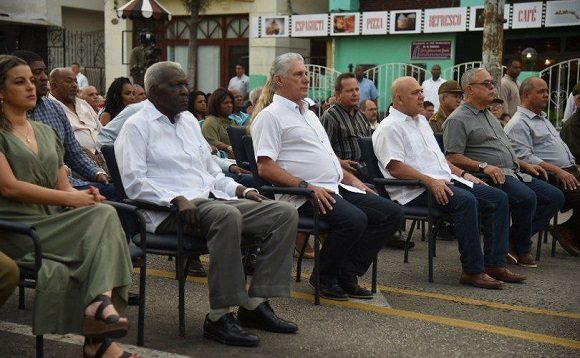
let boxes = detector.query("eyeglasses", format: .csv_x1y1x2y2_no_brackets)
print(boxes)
469,80,496,89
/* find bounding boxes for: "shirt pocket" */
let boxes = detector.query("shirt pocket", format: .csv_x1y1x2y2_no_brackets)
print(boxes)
403,132,423,159
468,128,489,145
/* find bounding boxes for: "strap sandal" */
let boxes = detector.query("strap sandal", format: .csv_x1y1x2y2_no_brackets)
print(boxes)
82,294,129,339
83,337,135,358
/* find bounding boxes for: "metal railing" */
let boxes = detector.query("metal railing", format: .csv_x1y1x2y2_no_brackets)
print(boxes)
539,58,580,129
365,63,428,110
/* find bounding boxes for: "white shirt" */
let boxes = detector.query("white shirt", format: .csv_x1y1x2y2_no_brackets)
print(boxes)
115,100,240,232
228,74,249,98
421,77,446,110
563,93,576,123
49,94,101,153
76,72,89,89
252,94,343,208
372,107,452,205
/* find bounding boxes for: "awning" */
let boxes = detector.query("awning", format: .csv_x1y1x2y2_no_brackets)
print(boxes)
117,0,172,21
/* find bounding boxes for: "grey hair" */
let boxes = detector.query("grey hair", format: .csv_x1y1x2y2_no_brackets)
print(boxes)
270,53,304,88
519,76,540,97
49,67,67,83
144,61,183,94
460,68,487,93
133,83,144,90
249,86,262,105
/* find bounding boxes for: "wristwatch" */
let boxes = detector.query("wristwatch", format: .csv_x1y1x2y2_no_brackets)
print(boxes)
298,180,309,188
478,162,488,172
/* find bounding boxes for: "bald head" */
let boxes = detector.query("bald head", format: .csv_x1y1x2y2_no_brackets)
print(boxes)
81,85,100,112
49,67,78,104
391,76,424,117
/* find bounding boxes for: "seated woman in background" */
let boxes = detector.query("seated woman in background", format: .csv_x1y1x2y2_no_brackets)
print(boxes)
0,55,138,358
188,90,208,123
99,77,135,126
202,88,237,158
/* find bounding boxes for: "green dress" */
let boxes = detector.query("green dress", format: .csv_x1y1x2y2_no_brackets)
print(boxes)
0,121,132,335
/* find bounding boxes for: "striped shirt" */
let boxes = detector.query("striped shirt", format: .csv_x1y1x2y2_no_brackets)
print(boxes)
321,103,372,161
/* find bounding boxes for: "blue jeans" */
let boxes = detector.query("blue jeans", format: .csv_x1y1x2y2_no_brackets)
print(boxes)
407,183,509,273
298,186,403,285
75,182,119,202
500,176,565,254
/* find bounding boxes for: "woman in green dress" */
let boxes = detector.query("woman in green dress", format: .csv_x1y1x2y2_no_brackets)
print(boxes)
0,55,138,357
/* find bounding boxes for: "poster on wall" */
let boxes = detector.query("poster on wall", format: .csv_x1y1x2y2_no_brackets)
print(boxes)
469,5,510,31
512,2,543,29
390,10,422,34
545,0,580,27
261,16,289,37
330,13,359,35
291,14,328,37
424,7,467,33
410,41,453,60
362,11,389,35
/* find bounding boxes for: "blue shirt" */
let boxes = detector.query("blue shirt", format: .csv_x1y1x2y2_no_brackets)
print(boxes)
229,111,250,126
358,78,378,104
29,96,100,186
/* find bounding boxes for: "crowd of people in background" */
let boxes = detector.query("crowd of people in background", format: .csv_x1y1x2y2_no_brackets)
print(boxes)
0,49,578,355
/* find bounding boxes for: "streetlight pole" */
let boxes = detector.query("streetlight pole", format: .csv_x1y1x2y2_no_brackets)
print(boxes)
482,0,506,95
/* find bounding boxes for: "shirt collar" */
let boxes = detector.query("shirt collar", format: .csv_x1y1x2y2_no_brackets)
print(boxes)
462,102,487,116
142,99,176,123
516,106,546,120
273,94,309,114
389,106,420,122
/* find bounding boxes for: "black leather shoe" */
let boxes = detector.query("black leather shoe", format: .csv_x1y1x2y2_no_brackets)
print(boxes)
203,313,259,347
339,283,373,299
386,237,415,250
238,301,298,333
188,256,207,277
309,276,349,301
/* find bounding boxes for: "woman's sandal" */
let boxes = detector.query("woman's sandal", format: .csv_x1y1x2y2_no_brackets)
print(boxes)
83,337,135,358
82,294,129,339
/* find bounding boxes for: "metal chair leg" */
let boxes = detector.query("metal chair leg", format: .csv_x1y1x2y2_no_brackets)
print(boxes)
313,232,320,305
137,262,146,346
551,213,559,257
536,230,542,261
371,255,378,294
404,220,417,263
18,285,25,310
36,335,43,358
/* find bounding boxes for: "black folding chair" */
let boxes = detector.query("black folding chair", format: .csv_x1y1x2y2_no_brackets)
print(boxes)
242,135,379,303
357,137,449,282
102,145,259,336
227,125,251,170
0,200,146,356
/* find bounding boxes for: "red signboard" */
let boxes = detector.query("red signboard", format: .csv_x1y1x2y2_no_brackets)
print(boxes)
410,41,452,60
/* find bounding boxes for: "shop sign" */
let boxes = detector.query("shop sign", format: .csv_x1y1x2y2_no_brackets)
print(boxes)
330,13,360,35
545,0,580,27
469,5,510,31
390,10,422,34
291,14,328,37
361,11,389,35
261,16,289,37
410,41,452,60
512,2,543,29
424,7,467,33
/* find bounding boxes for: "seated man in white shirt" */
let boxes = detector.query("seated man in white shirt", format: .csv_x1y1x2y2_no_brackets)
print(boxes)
49,68,103,165
373,76,526,289
252,53,404,301
115,61,298,347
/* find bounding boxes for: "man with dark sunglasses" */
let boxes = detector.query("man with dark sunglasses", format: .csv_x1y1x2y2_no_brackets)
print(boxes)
443,68,564,269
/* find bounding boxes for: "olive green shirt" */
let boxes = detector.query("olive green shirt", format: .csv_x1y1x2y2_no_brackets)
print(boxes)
429,110,447,134
561,110,580,164
201,114,235,147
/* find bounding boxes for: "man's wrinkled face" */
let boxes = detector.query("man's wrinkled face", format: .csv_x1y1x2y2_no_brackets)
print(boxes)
276,59,309,103
490,102,504,119
149,67,189,116
81,86,100,110
467,70,495,105
336,77,360,109
53,69,78,103
361,100,378,122
29,60,49,97
526,78,549,112
440,92,462,113
396,78,424,117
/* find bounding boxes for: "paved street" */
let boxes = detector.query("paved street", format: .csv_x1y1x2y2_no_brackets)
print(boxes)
1,216,579,357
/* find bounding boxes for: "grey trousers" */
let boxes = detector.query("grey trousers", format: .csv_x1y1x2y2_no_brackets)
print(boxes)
156,198,298,309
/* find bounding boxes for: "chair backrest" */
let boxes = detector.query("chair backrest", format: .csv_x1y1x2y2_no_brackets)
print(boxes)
227,125,250,169
241,135,274,198
357,137,389,197
433,133,444,153
101,145,129,200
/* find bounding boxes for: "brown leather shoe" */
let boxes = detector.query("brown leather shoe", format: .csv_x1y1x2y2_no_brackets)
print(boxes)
555,224,580,256
517,252,538,268
485,267,526,283
459,272,504,289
